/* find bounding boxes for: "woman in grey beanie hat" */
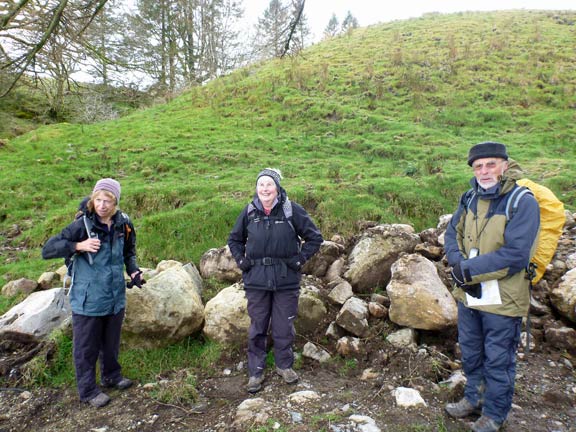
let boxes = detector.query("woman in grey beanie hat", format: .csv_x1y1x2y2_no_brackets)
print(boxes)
228,168,323,394
42,177,143,408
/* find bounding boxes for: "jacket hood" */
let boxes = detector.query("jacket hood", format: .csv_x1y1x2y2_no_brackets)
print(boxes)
505,158,524,181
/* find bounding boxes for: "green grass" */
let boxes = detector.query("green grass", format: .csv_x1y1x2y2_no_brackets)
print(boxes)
21,332,222,391
2,11,574,289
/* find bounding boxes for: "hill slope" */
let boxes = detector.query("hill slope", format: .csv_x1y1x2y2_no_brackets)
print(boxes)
1,9,575,284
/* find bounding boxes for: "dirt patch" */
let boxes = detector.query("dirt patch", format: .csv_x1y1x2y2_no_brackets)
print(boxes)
1,329,575,432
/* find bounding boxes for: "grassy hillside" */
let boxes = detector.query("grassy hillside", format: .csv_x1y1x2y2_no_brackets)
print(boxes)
1,10,575,286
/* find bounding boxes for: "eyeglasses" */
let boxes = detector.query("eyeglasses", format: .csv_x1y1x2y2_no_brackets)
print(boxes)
472,160,502,172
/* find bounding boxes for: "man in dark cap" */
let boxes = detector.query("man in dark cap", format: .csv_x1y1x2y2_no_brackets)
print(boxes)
443,142,540,432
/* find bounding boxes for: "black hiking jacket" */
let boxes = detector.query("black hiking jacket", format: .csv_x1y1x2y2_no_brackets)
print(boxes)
228,192,323,291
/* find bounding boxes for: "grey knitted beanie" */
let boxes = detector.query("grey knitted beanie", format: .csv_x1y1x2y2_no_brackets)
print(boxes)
256,168,282,190
92,178,121,204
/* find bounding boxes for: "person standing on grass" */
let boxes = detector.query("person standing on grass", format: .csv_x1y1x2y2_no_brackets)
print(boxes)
42,178,144,408
443,142,540,432
228,168,323,394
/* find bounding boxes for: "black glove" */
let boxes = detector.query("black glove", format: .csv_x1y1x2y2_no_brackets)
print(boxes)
451,262,481,298
127,271,146,289
238,258,252,272
462,283,482,299
450,261,466,288
286,254,305,272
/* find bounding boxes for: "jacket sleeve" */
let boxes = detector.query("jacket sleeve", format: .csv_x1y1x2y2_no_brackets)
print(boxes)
41,219,85,260
462,193,540,283
123,220,139,275
444,193,468,267
227,206,249,264
291,202,323,262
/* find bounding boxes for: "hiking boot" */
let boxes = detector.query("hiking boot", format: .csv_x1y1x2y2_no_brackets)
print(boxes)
102,377,133,390
471,415,502,432
246,375,264,393
445,398,481,418
276,367,298,384
87,392,111,408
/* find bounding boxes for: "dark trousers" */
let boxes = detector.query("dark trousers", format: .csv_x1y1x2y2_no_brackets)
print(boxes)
457,302,522,423
72,309,125,401
245,289,299,377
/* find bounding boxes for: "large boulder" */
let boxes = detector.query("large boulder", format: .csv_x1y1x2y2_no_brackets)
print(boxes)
387,254,457,330
199,245,241,282
123,264,205,348
203,283,250,346
549,267,576,323
344,224,421,293
0,288,71,338
203,277,328,347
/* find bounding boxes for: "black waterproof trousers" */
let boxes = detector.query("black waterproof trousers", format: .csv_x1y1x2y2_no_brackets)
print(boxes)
72,309,124,401
245,289,299,377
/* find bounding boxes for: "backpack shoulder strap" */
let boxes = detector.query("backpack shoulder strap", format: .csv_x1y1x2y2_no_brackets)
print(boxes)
247,202,255,216
505,186,533,222
460,188,476,212
246,200,296,233
82,214,95,236
282,198,295,233
120,212,132,240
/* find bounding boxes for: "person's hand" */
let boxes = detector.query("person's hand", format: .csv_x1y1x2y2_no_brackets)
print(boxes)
450,261,466,288
75,238,101,253
238,259,251,272
451,262,482,298
462,283,482,298
127,271,146,289
286,254,305,272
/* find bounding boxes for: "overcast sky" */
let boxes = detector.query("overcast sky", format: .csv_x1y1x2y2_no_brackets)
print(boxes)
242,0,576,42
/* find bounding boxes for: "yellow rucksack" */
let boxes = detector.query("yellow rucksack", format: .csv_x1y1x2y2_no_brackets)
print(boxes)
516,178,565,282
506,160,565,283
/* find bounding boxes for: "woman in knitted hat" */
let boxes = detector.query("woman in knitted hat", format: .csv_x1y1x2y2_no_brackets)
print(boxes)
42,178,144,408
228,168,323,394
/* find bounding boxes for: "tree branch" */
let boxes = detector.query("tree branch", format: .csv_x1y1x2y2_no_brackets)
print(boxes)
1,0,68,97
281,0,305,58
0,0,30,31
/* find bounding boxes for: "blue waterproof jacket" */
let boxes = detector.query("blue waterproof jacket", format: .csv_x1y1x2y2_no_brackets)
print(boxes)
42,210,139,316
228,190,323,291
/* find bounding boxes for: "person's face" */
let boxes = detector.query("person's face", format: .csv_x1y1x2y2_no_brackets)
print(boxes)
256,176,278,207
472,157,508,189
93,191,116,220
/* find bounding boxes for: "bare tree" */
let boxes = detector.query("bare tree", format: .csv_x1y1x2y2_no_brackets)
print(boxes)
280,0,307,58
126,0,243,92
82,0,134,87
254,0,309,60
0,0,109,97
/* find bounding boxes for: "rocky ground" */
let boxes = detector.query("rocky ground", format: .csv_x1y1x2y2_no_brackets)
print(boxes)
1,326,575,432
1,216,575,431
